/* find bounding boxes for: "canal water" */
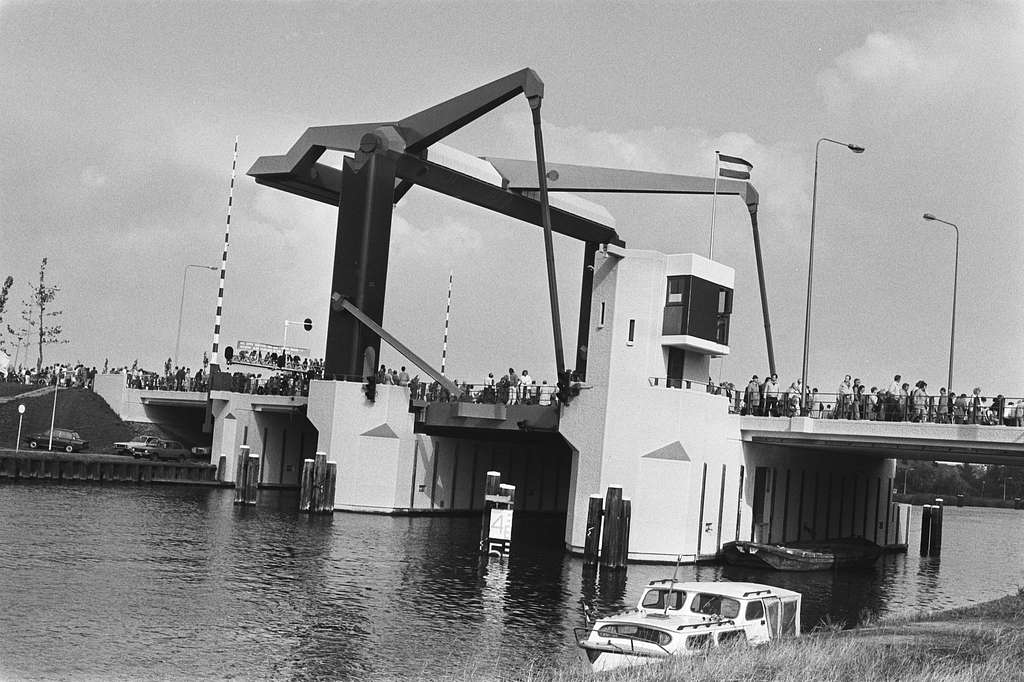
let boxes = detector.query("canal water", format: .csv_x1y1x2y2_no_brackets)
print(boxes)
1,484,1022,680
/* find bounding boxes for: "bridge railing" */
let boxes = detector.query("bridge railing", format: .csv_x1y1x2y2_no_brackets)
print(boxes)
648,378,1024,426
743,391,1024,426
649,377,742,413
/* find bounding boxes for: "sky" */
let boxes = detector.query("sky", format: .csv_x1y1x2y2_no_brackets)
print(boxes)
1,1,1022,397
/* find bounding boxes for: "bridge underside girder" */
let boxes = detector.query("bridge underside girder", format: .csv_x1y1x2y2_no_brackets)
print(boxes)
749,435,1024,467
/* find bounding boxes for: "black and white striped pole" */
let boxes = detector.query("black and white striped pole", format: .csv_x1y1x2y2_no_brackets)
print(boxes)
209,136,238,374
440,270,453,377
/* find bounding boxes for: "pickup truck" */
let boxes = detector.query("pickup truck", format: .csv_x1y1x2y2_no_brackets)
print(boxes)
113,436,162,456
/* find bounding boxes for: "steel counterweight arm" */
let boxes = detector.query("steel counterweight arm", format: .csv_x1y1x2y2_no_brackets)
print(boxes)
396,68,543,153
483,158,777,376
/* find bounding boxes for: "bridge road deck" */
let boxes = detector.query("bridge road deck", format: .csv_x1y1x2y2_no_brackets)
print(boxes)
742,416,1024,466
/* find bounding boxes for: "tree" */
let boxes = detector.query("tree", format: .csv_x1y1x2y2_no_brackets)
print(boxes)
20,258,68,371
0,274,13,351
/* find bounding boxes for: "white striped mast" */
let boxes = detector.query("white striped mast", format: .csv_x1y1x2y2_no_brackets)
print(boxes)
440,270,453,377
210,136,238,370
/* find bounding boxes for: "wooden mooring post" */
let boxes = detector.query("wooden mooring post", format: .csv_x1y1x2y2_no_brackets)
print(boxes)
599,485,631,570
299,452,336,514
244,453,260,504
216,454,227,483
479,471,515,557
930,498,943,556
299,458,314,512
233,446,260,506
919,499,944,557
583,494,604,567
233,445,250,504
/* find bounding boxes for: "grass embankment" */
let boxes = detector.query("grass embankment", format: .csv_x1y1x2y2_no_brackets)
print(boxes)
0,383,41,399
0,387,159,454
430,590,1024,682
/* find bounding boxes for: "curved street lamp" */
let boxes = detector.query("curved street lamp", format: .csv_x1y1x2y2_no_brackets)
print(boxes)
800,138,865,412
175,264,218,367
922,213,959,407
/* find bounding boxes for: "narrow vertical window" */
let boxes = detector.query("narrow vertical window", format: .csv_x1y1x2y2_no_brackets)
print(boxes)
628,319,636,343
599,301,606,327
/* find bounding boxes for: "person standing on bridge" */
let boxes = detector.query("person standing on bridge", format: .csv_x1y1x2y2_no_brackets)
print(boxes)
520,369,532,403
838,375,853,419
507,368,520,405
936,387,950,423
911,381,928,422
762,374,780,417
884,375,902,421
744,375,761,416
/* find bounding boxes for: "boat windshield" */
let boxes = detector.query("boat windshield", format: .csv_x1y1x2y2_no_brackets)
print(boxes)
641,589,686,610
597,623,672,646
691,593,741,619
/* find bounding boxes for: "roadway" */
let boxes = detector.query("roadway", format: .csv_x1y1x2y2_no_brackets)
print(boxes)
741,416,1024,466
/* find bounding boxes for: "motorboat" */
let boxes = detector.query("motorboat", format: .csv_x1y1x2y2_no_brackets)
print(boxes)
721,537,882,571
576,580,801,673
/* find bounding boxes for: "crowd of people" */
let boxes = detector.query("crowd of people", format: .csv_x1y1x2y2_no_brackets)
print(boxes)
372,364,562,406
5,354,1022,427
1,362,97,389
735,372,1024,426
232,349,325,376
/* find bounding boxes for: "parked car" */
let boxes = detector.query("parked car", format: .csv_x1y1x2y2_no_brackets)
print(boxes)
113,436,162,456
132,439,192,461
24,428,89,453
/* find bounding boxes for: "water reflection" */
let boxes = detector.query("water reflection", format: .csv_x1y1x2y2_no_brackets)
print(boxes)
0,485,1022,680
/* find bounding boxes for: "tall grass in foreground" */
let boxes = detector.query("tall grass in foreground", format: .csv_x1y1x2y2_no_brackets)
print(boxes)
423,590,1024,682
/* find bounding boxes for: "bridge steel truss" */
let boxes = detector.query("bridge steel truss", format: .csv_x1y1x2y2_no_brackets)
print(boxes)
248,68,776,385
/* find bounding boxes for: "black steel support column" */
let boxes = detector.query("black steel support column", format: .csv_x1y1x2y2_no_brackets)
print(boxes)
575,241,599,379
325,151,398,379
748,207,776,376
529,103,565,379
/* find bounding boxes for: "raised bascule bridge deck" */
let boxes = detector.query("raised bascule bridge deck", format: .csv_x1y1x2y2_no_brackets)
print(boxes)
95,67,1017,562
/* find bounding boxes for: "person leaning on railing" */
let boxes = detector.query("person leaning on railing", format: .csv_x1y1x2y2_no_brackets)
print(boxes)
935,387,950,423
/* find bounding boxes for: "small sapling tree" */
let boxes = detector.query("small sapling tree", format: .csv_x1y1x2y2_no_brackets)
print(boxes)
0,274,13,354
21,258,68,371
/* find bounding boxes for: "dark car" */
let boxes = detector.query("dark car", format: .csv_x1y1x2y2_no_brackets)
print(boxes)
24,428,89,453
132,439,191,461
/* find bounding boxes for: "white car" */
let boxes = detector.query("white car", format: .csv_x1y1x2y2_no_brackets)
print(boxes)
113,436,162,456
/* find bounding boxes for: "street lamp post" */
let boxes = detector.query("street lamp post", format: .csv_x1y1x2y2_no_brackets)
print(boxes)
922,213,959,405
175,264,218,367
15,404,25,453
282,318,313,364
800,138,865,412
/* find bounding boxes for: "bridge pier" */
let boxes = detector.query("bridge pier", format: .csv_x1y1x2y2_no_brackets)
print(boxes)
305,380,571,515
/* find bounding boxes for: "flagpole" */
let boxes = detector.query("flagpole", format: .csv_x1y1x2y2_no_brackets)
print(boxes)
709,151,721,260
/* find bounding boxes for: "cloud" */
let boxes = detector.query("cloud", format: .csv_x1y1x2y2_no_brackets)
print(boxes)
79,165,108,188
817,32,953,113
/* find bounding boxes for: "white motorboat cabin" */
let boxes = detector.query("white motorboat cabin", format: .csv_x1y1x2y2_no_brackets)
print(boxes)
577,580,801,673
